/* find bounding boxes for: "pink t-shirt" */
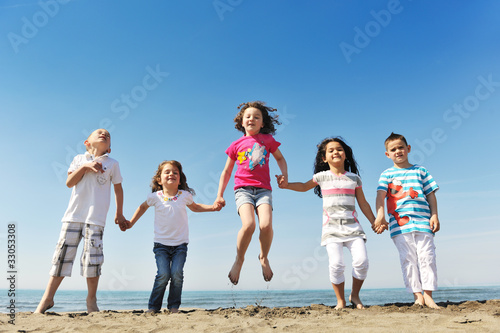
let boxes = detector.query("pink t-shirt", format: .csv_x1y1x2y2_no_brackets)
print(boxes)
226,133,281,190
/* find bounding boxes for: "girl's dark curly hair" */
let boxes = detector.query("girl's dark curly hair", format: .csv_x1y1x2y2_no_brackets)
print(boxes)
313,137,360,198
234,101,281,135
151,160,195,195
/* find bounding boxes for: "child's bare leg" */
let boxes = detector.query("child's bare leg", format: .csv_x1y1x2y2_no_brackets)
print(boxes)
332,282,346,309
423,290,441,309
34,276,64,314
256,204,273,282
349,277,365,309
413,292,424,306
228,204,256,285
86,277,100,313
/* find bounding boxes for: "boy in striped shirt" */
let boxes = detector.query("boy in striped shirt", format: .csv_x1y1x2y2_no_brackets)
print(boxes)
374,132,441,309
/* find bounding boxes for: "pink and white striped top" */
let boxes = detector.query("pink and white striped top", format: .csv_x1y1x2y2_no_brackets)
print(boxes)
313,170,367,245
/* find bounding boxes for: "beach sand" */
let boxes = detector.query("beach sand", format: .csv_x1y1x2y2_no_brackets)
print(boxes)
3,300,499,332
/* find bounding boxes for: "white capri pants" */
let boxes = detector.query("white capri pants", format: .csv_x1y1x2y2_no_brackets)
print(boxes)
325,238,369,285
392,232,437,293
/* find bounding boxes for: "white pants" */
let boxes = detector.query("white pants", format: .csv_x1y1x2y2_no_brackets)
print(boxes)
392,232,437,293
325,238,369,285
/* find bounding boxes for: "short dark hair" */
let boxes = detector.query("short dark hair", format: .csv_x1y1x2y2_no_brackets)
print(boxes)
384,132,408,149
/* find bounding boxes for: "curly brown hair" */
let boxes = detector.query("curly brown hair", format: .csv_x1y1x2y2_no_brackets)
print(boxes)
234,101,281,135
151,160,195,195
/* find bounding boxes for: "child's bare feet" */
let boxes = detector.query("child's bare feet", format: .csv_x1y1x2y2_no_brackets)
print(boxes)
170,308,179,313
86,296,99,313
228,258,244,285
258,254,273,282
423,291,441,309
413,292,425,306
349,294,365,309
334,300,347,310
34,299,54,314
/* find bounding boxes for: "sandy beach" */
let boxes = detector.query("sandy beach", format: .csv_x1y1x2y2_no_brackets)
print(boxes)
2,299,499,332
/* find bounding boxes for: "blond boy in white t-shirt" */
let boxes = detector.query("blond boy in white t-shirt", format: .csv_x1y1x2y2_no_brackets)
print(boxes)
35,129,127,314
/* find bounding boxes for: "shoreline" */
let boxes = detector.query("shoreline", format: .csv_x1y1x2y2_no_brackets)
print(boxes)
4,299,500,332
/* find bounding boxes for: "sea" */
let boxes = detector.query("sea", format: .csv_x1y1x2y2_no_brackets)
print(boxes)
2,286,499,313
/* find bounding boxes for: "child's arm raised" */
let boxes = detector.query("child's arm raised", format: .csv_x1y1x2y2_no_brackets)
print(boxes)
187,202,221,213
426,191,440,233
272,148,288,188
113,183,127,231
128,201,150,229
214,157,236,209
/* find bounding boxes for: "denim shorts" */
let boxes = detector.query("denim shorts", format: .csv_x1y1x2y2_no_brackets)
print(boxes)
234,186,272,212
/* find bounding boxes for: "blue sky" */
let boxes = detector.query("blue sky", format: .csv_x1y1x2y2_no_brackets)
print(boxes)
1,0,499,294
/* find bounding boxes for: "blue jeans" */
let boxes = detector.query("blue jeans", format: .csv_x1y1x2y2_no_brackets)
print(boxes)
148,242,188,311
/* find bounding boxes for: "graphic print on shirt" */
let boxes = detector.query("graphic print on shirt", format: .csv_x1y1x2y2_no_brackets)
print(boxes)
237,143,268,171
386,179,419,226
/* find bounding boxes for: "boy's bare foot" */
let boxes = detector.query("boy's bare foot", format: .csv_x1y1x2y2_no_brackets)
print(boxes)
170,308,179,314
86,297,100,313
34,300,54,314
228,258,244,285
413,292,425,306
258,254,273,282
423,292,441,309
349,295,365,309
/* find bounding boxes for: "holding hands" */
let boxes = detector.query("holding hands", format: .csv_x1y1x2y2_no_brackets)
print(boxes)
275,174,288,189
372,217,389,234
115,214,129,232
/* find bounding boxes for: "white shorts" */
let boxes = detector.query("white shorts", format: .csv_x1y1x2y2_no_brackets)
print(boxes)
392,232,437,293
325,238,368,285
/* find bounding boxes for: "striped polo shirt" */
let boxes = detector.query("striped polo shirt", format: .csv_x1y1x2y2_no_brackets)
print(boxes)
313,170,366,245
377,165,439,238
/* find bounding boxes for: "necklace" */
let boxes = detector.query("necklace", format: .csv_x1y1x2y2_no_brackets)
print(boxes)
159,190,182,202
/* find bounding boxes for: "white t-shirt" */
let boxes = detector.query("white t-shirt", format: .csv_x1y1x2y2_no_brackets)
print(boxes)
146,190,194,246
61,152,123,227
313,170,366,245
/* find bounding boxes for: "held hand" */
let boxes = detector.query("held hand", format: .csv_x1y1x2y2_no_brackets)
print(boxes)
212,202,223,212
275,174,288,189
214,197,226,209
430,215,440,233
115,214,128,231
372,217,389,234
